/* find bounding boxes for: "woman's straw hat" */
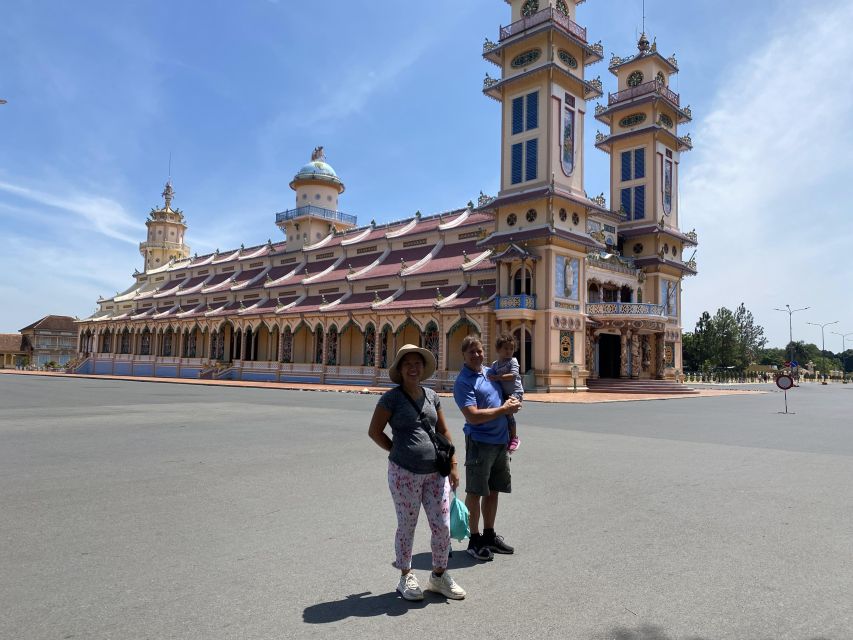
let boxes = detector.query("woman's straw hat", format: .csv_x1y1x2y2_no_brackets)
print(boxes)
388,344,436,384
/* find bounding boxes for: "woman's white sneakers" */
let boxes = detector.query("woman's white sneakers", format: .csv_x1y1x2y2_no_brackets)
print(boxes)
397,573,424,601
428,571,466,599
397,571,467,600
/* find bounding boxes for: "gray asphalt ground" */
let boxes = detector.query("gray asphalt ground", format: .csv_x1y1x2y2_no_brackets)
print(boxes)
1,375,851,640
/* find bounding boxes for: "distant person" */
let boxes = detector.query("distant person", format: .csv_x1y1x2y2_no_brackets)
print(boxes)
453,336,520,561
488,333,524,452
368,344,466,601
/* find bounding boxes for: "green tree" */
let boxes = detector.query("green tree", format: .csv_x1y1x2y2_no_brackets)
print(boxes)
733,303,767,369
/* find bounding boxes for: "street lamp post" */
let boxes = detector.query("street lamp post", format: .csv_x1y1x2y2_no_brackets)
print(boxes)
807,320,839,354
831,331,853,379
774,304,810,364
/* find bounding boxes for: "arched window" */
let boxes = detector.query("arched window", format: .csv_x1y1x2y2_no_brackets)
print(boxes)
380,325,392,369
512,267,532,295
424,322,439,367
120,330,131,354
186,329,197,358
314,325,324,364
162,330,173,357
363,324,376,367
326,325,338,366
588,283,600,303
140,329,151,356
101,331,112,353
281,326,293,363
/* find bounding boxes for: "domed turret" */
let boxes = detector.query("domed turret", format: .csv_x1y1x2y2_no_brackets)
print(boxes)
275,147,356,250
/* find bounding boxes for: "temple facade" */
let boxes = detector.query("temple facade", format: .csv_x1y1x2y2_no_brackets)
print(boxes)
74,0,698,391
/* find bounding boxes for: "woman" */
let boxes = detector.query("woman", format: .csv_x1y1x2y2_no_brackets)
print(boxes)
368,344,466,601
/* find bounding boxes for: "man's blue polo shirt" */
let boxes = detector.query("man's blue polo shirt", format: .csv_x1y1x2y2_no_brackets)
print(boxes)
453,365,508,444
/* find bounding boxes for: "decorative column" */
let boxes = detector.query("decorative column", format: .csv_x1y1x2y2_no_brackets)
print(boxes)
630,333,640,379
620,331,629,378
656,334,666,380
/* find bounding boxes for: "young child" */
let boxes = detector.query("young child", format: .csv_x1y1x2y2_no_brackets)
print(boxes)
488,334,524,452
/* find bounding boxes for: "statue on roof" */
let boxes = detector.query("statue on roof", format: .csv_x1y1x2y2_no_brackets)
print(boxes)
162,180,174,210
311,146,325,162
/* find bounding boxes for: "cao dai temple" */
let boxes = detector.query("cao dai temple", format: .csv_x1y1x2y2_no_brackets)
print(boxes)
75,0,698,391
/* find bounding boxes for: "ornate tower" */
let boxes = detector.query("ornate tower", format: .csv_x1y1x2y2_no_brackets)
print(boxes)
276,147,355,250
484,0,604,202
139,181,191,272
481,0,607,389
594,33,698,374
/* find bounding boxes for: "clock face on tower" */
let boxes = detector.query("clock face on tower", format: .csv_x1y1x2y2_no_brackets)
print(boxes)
522,0,539,17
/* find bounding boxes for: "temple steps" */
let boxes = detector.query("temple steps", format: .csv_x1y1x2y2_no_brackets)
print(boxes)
586,378,699,395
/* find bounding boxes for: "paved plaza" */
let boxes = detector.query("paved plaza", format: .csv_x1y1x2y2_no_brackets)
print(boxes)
1,374,851,640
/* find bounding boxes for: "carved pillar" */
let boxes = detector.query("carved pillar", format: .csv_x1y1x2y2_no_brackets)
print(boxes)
656,334,666,380
619,331,629,378
631,332,640,379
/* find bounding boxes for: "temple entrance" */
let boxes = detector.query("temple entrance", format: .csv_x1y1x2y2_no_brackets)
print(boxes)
512,327,533,374
598,334,621,378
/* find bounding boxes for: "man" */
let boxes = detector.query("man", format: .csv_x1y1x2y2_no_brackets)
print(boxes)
453,335,520,560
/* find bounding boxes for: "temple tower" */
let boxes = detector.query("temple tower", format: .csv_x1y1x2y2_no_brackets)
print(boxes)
139,181,190,272
481,0,606,388
594,33,698,375
276,147,355,250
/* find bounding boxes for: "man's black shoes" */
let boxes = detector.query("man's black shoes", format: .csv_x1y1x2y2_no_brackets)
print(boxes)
466,534,494,561
483,529,514,554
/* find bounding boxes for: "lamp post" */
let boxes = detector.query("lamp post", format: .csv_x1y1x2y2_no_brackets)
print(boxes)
774,304,810,364
807,320,839,354
831,331,853,379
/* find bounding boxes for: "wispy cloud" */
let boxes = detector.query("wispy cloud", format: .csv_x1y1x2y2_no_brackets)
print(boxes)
680,0,853,345
0,181,143,244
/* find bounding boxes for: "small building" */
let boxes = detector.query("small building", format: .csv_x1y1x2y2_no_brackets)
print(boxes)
19,316,78,368
0,334,27,369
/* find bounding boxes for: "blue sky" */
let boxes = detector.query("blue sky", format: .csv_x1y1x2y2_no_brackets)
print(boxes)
1,0,851,350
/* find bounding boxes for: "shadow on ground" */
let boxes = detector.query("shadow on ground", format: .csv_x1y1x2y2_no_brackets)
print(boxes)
302,591,449,623
595,625,833,640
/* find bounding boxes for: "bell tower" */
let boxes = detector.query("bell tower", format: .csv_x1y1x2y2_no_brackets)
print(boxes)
483,0,604,201
594,33,693,230
139,180,191,272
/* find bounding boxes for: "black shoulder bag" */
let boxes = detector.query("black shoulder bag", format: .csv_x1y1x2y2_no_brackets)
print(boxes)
399,387,455,477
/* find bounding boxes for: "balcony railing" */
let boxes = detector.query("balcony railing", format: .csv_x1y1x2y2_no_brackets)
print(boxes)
496,294,537,311
275,205,357,226
608,79,680,107
500,7,587,43
586,253,638,276
586,302,665,317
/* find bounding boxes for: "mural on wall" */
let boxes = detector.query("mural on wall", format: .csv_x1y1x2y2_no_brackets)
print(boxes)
660,280,678,317
663,158,673,215
665,342,676,368
562,107,575,176
556,256,579,300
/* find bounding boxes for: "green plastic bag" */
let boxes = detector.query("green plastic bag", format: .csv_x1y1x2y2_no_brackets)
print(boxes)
449,491,470,542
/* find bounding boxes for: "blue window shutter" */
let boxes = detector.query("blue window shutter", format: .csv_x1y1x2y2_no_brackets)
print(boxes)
634,185,646,219
511,143,523,184
620,188,632,218
621,151,632,182
634,148,645,179
526,91,539,130
525,138,538,181
512,97,524,135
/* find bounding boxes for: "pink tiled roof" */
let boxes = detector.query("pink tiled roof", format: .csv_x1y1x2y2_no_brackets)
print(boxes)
379,286,457,310
231,268,264,285
439,285,496,309
178,275,209,291
403,241,480,276
308,252,382,284
202,272,237,293
327,292,381,312
350,247,433,281
287,294,345,313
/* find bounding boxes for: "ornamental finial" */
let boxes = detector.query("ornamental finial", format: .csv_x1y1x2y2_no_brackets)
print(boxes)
162,180,174,210
638,32,651,54
311,146,325,162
